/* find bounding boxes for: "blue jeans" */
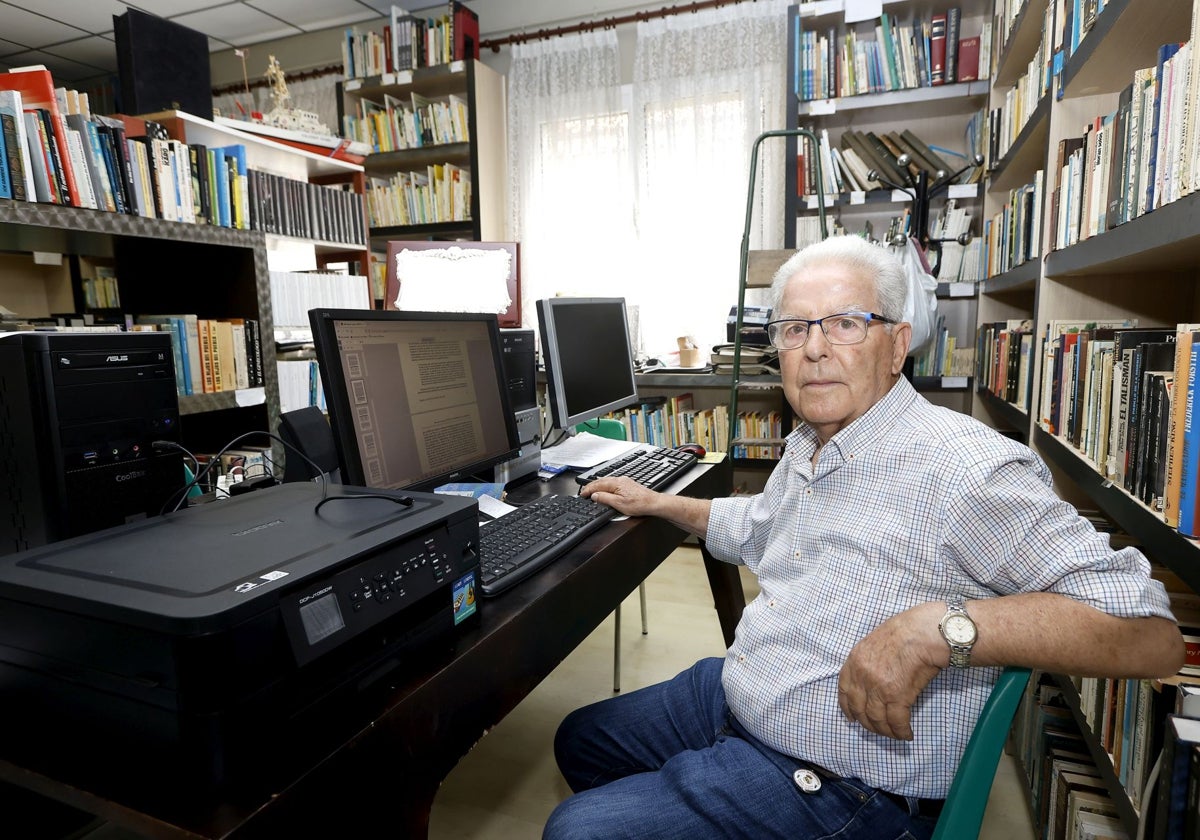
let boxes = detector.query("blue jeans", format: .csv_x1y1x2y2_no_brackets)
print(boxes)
545,658,936,840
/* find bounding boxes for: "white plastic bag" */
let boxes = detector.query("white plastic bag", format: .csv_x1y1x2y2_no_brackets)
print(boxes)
898,236,938,355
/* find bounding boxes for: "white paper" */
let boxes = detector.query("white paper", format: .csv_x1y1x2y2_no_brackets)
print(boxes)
850,191,866,205
891,190,912,202
808,99,837,115
541,432,638,469
948,282,974,297
235,387,266,407
948,183,978,199
844,0,883,23
942,376,969,389
477,494,516,519
344,79,362,91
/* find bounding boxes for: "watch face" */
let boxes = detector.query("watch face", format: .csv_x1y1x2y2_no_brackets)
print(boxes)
943,614,977,645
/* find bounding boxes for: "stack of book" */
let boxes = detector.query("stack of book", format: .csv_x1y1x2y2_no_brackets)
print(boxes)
710,343,779,375
342,2,480,80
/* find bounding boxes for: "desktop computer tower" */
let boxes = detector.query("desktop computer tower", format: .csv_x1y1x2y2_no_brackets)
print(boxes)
495,329,540,486
0,332,183,555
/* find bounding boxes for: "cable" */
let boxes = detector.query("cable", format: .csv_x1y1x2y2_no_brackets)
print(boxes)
314,493,413,515
157,431,330,515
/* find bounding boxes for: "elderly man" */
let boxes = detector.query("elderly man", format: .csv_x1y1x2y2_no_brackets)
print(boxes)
543,235,1182,840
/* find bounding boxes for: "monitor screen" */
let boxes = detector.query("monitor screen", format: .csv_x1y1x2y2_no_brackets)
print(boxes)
537,297,639,431
309,309,521,492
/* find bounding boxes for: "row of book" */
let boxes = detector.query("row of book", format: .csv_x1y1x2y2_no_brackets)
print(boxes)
1035,322,1200,540
976,319,1036,412
982,170,1044,277
911,313,976,379
342,2,479,80
793,7,991,102
131,315,266,399
1049,34,1200,253
268,270,373,330
1015,675,1133,840
341,88,470,153
277,359,328,416
798,127,979,199
364,162,471,228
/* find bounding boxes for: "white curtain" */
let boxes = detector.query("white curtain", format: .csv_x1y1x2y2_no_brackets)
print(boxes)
507,30,634,352
631,0,790,356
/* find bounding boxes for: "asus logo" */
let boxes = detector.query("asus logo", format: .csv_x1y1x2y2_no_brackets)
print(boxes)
105,355,129,362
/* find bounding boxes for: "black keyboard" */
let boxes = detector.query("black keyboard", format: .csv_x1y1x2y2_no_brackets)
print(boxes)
477,494,615,596
575,445,698,489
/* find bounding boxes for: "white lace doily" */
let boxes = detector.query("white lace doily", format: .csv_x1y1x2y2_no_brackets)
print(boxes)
393,246,513,315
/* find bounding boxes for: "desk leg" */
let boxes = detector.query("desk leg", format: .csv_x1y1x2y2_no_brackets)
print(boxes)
700,541,744,648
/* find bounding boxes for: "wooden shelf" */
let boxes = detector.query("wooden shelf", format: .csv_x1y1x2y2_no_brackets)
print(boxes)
1060,0,1193,98
987,96,1050,194
1044,191,1200,276
993,0,1051,87
975,387,1029,437
1049,674,1141,832
980,259,1039,294
362,143,472,172
1033,427,1200,593
342,61,470,99
796,81,989,116
912,375,972,391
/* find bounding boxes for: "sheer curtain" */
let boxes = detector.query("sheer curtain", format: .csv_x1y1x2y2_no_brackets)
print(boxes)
507,30,635,350
631,0,790,356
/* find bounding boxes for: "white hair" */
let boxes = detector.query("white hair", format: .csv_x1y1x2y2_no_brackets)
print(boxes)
769,236,908,323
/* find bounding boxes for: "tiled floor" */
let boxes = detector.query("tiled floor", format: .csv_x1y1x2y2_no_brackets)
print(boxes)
61,545,1035,840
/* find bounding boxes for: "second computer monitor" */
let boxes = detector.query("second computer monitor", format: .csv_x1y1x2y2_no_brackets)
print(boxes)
537,297,639,433
309,308,521,493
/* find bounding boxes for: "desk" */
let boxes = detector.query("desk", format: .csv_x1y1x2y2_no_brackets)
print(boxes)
1,458,739,839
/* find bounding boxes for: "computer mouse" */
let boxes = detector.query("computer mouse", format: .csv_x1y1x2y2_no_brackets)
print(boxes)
676,442,706,458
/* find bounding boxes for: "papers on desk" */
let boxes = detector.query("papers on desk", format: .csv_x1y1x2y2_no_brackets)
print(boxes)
541,431,638,469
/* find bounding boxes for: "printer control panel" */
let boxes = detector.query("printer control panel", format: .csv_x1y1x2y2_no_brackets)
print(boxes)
279,519,477,667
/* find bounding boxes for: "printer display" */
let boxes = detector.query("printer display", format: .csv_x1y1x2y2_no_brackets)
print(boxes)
0,481,479,792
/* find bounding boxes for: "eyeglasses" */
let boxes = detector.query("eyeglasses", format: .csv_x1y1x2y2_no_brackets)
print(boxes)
765,311,896,350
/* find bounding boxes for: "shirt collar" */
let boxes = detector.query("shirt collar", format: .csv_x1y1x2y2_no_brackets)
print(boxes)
786,377,918,462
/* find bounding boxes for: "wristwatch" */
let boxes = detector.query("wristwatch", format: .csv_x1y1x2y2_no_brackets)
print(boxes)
938,596,977,669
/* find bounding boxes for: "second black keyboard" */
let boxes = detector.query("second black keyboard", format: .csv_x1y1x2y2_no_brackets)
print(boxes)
574,445,698,489
478,493,615,596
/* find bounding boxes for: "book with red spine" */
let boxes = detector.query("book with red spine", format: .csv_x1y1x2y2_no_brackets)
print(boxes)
930,14,948,86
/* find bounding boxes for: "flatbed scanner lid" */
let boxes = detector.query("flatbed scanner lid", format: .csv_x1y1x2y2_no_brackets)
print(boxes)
0,483,475,634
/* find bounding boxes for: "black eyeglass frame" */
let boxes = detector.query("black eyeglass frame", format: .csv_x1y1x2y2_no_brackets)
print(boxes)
765,311,897,350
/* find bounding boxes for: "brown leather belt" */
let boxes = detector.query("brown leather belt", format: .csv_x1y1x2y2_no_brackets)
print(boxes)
878,789,945,819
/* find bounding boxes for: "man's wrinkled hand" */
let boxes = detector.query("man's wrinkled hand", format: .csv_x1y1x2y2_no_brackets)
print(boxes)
837,603,946,741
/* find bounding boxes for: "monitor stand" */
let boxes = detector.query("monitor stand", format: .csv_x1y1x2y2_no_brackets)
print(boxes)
493,407,541,487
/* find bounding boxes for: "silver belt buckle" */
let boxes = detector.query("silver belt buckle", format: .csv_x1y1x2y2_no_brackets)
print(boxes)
793,767,822,793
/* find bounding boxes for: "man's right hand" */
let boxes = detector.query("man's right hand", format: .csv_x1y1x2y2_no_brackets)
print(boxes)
581,477,713,539
580,476,663,517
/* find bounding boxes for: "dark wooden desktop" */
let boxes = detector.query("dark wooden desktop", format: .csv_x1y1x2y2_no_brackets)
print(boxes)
1,458,739,839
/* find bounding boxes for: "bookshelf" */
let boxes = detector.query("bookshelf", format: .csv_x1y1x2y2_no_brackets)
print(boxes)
974,0,1200,834
785,1,992,416
337,60,506,246
0,200,277,454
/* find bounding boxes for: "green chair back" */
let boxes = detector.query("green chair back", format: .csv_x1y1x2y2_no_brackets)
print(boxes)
931,666,1033,840
576,418,626,441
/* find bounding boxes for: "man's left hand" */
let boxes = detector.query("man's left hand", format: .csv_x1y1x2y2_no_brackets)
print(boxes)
836,602,947,741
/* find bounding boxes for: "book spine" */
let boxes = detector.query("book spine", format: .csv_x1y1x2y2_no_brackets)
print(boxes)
945,7,961,84
930,13,948,86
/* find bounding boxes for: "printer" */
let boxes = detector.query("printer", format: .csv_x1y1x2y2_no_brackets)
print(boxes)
0,481,479,792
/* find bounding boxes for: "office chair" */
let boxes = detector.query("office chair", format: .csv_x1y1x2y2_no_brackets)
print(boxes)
576,417,646,692
930,666,1033,840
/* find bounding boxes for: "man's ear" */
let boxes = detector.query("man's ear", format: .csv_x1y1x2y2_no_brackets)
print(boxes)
891,322,912,374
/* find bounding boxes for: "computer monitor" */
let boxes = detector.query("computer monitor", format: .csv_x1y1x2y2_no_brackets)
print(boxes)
537,297,639,433
309,308,521,492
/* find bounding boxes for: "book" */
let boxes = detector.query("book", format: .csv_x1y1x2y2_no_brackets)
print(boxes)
0,67,81,206
930,13,948,86
0,90,34,201
956,35,981,82
944,7,961,84
1152,715,1200,840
